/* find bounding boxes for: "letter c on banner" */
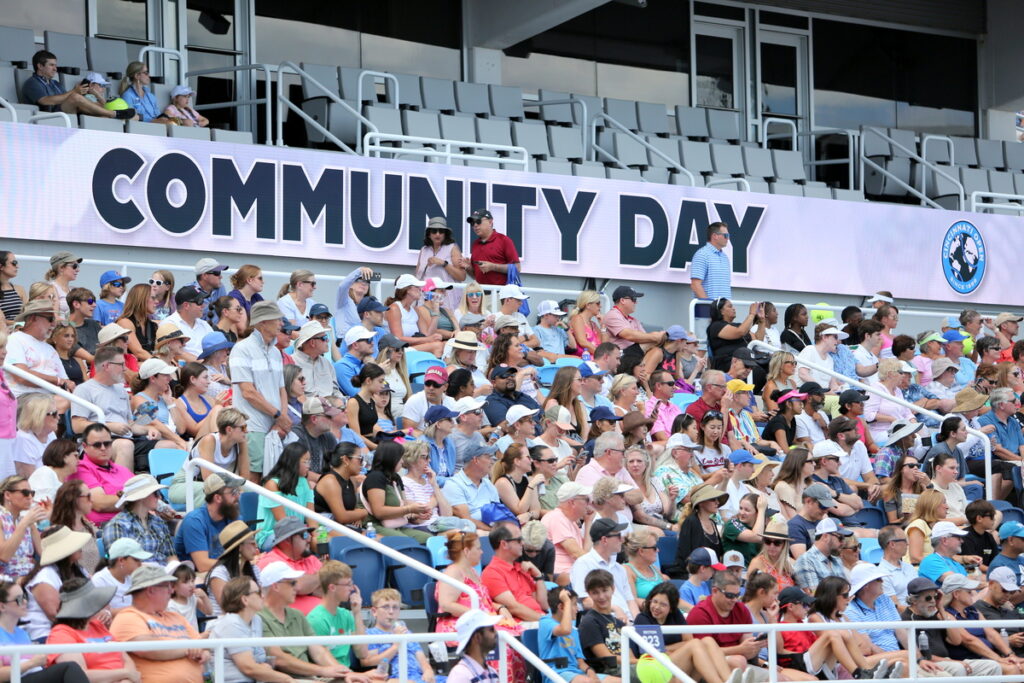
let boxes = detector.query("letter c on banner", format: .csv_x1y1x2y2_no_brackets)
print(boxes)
92,148,145,231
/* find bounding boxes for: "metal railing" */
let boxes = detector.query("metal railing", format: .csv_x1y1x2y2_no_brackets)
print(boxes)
27,111,73,127
0,96,19,123
275,61,379,154
590,113,697,186
355,70,399,153
621,626,698,683
761,117,798,150
184,64,274,144
364,132,531,170
969,190,1024,215
183,459,479,612
523,97,589,156
498,631,570,683
2,363,106,422
749,339,994,499
860,126,964,209
802,128,858,189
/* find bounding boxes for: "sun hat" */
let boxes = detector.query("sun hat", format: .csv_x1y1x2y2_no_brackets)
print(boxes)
97,323,131,345
107,537,153,561
198,331,234,359
761,516,791,542
127,565,177,593
219,520,257,555
269,517,312,547
747,460,778,482
296,321,329,349
620,411,653,434
555,481,592,503
116,474,166,508
849,563,887,595
249,301,283,326
454,609,502,654
460,313,486,327
56,581,117,620
931,357,960,377
14,300,56,323
689,485,729,507
154,321,189,348
39,526,92,566
49,251,81,268
426,216,451,232
260,561,306,587
776,389,808,404
450,331,482,351
884,420,923,447
138,358,177,380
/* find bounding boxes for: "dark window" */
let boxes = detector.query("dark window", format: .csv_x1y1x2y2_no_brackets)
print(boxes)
759,11,808,30
812,19,976,135
510,0,690,74
694,2,745,21
187,0,235,52
96,0,148,41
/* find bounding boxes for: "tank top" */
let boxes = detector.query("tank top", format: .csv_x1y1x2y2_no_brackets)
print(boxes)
626,562,662,599
135,318,158,354
314,469,357,520
503,474,529,500
353,394,377,436
187,432,239,478
573,318,601,357
60,356,83,385
398,302,420,336
0,288,22,321
181,393,212,423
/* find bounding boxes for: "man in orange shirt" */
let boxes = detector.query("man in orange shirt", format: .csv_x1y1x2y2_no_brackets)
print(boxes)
110,565,207,683
481,521,547,621
255,517,323,613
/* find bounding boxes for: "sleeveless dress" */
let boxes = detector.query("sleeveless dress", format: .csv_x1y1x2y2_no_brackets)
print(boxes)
625,561,662,599
0,287,22,321
435,576,526,683
573,316,601,357
416,243,462,310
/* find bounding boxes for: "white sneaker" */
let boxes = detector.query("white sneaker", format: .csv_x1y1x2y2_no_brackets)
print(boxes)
725,668,744,683
873,659,892,679
889,662,904,679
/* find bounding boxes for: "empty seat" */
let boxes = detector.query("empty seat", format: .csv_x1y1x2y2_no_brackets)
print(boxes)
1014,172,1024,196
771,182,803,197
210,129,253,144
569,93,601,128
169,125,211,141
833,188,866,202
421,77,456,113
603,98,638,131
0,107,12,123
78,115,124,133
548,126,585,161
454,81,490,117
676,106,709,138
772,150,811,183
126,120,167,136
636,101,669,136
364,105,403,136
298,63,346,145
960,166,990,200
572,162,605,178
401,109,441,141
0,26,35,67
338,67,376,104
0,67,18,104
646,137,682,169
989,170,1016,196
669,171,705,188
385,72,423,109
950,136,978,167
680,141,715,176
44,31,88,73
511,121,549,158
489,85,524,120
1005,141,1024,173
802,185,833,199
537,89,573,125
642,167,671,184
606,167,643,181
35,113,77,127
741,178,770,193
86,37,128,78
863,127,914,197
439,113,476,146
921,138,952,165
707,109,741,142
976,139,1005,170
476,118,513,154
598,131,647,167
537,158,573,176
742,147,775,180
710,143,744,176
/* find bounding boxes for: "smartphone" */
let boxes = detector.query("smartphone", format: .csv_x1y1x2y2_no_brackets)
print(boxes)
369,271,382,282
424,292,434,301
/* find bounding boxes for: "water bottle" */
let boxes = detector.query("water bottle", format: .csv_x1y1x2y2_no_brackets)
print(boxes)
1001,628,1010,643
365,523,377,541
917,631,930,659
582,350,592,362
376,655,391,677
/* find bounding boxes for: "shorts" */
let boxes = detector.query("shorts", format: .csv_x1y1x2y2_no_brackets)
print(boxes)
968,458,1014,478
247,431,268,474
113,436,160,472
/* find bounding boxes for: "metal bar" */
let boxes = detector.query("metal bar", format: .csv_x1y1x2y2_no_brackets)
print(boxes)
971,190,1024,215
749,339,994,499
355,70,399,154
590,112,696,185
275,61,378,151
2,363,106,422
27,112,73,127
797,127,856,187
706,177,752,192
622,626,699,683
761,117,798,150
138,46,184,64
0,96,19,123
183,61,276,142
363,132,530,171
184,458,480,610
862,126,965,209
496,632,571,683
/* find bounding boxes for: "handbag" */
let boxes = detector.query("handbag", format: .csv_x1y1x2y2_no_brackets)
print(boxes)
480,501,518,526
359,482,408,528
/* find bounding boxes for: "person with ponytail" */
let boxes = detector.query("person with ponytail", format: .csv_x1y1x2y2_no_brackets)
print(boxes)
117,61,170,123
491,444,542,523
276,269,318,326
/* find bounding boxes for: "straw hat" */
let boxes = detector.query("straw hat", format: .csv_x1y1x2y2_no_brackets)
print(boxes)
688,484,729,508
154,321,189,349
218,520,256,555
39,526,92,566
761,515,791,542
450,331,482,351
952,387,988,413
746,460,778,483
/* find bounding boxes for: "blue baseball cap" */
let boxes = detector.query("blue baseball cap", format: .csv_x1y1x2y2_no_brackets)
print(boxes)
728,449,763,466
424,404,460,425
308,303,332,318
578,362,606,379
357,296,388,315
100,270,131,287
281,318,300,333
665,325,695,342
688,547,726,570
1000,521,1024,539
590,406,623,423
942,329,970,343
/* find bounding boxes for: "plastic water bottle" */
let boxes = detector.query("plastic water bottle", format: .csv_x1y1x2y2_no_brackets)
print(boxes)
581,350,592,362
1001,628,1010,642
917,631,930,659
365,523,377,541
376,655,391,677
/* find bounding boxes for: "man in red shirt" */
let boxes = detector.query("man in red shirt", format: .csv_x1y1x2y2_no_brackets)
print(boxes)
461,209,520,285
481,521,547,621
685,369,735,446
255,517,323,614
686,573,763,666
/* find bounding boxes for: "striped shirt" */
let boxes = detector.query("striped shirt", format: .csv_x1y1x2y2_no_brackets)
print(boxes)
690,243,732,299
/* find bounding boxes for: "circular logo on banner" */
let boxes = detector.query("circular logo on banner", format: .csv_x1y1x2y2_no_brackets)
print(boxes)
941,221,986,294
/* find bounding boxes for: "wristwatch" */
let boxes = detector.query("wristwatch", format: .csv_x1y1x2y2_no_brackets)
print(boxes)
273,410,281,419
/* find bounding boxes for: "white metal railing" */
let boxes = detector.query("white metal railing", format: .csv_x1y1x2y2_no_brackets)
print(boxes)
591,113,697,186
2,363,106,423
860,126,964,209
637,618,1024,683
761,117,798,150
970,190,1024,215
27,111,72,127
183,459,479,611
801,127,857,189
620,625,697,683
523,97,589,157
184,63,274,144
355,70,399,153
749,339,994,499
363,132,530,171
498,631,570,683
0,96,19,123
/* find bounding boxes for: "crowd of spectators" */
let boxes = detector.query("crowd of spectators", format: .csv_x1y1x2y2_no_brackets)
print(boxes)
1,213,1024,680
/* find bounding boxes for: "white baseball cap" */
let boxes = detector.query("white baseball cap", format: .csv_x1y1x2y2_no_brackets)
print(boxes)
260,561,305,587
453,396,487,416
454,609,502,654
723,550,746,568
497,284,529,300
395,274,426,289
505,405,538,425
138,358,177,380
930,521,968,540
536,300,565,317
170,84,194,98
84,72,109,86
344,326,375,347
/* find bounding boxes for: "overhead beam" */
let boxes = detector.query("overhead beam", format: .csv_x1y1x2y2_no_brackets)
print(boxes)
464,0,612,50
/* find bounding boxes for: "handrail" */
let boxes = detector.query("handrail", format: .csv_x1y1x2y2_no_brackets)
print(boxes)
523,97,589,160
27,111,72,127
138,46,184,64
918,134,956,199
761,116,798,151
749,339,994,499
620,626,699,683
0,96,18,123
590,113,697,186
363,132,530,171
798,127,857,188
355,70,399,153
860,126,964,209
275,61,378,153
706,177,752,192
2,363,106,422
183,459,479,611
183,63,274,144
498,631,570,683
970,190,1024,215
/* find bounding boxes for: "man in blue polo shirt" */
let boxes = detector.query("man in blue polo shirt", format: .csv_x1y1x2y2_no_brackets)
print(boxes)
989,521,1024,589
21,49,136,120
444,443,502,532
844,564,904,652
334,326,375,397
689,221,732,300
978,388,1024,463
172,472,243,571
918,521,973,583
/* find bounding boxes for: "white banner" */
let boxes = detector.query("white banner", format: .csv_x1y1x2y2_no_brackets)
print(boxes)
0,121,1014,304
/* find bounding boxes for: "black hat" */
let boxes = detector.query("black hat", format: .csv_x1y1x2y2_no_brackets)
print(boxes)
798,382,825,396
732,347,758,368
838,389,869,405
612,285,644,302
174,286,206,306
589,518,629,542
467,209,493,224
778,586,814,609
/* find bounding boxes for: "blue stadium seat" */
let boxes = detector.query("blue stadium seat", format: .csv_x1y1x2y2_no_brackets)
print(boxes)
657,533,678,570
1001,507,1024,526
536,365,560,387
239,491,261,529
963,483,984,502
380,536,433,608
670,393,698,411
992,500,1015,512
844,507,886,530
407,350,444,382
330,537,386,597
426,535,450,568
554,357,584,368
147,449,188,510
859,538,882,563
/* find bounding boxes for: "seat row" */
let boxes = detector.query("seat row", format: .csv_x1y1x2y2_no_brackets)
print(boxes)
0,25,131,78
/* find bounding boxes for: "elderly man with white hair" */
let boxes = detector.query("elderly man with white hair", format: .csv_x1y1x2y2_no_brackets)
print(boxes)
292,320,342,399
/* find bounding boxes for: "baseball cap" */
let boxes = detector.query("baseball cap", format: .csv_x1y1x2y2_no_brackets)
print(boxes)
489,364,517,380
544,404,574,431
309,303,332,318
688,547,726,571
138,358,177,380
536,299,565,317
202,472,246,496
84,72,110,86
665,432,700,451
898,360,917,374
811,441,844,460
395,274,427,289
931,520,968,540
464,442,498,462
906,577,940,595
107,537,153,561
590,518,629,542
467,209,493,224
578,363,606,379
819,326,849,340
590,406,623,423
942,328,970,343
460,313,486,327
281,319,301,334
171,84,195,98
453,396,487,416
941,574,981,593
798,382,825,396
175,286,206,306
805,482,838,508
378,333,408,350
728,449,762,466
424,366,449,384
931,357,959,377
918,332,947,347
302,397,342,418
99,270,130,287
260,561,305,587
127,565,177,593
995,312,1023,327
814,517,852,537
492,315,521,332
722,550,746,568
454,609,501,654
505,405,538,425
343,326,375,347
195,258,227,275
612,285,644,302
726,378,755,393
778,586,814,608
498,284,529,301
989,566,1021,591
555,481,592,503
1000,521,1024,539
357,296,388,315
838,389,868,405
732,347,759,368
665,325,693,341
424,404,460,425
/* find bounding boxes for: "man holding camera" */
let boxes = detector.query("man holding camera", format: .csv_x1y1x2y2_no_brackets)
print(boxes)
461,209,520,286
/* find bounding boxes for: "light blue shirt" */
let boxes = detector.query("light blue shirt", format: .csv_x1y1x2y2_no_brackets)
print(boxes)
952,356,977,392
535,325,569,355
918,553,967,582
442,470,500,521
121,85,161,122
845,594,902,652
579,393,614,418
427,436,457,483
334,352,364,397
690,243,732,299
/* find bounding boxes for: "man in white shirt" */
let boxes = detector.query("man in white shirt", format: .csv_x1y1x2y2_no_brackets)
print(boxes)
794,382,829,445
876,525,916,611
5,300,70,398
402,366,457,434
852,320,883,382
165,286,214,358
495,285,540,348
569,518,639,619
721,449,761,521
828,416,880,500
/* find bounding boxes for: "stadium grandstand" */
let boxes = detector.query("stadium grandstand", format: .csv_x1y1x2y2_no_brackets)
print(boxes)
1,1,1024,682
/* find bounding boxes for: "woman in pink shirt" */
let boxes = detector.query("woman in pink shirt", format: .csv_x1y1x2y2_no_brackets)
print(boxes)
0,330,16,477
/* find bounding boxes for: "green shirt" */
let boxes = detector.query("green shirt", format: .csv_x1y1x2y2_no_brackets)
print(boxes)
259,606,314,661
539,473,569,510
306,603,356,663
722,517,760,564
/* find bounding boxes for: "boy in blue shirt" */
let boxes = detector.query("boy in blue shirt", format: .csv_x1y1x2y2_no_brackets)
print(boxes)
539,586,604,683
679,547,722,611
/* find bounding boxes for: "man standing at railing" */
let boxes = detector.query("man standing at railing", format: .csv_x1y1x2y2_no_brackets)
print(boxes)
460,209,520,287
689,222,732,301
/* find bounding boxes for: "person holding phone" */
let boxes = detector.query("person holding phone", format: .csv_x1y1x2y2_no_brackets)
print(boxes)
460,209,520,286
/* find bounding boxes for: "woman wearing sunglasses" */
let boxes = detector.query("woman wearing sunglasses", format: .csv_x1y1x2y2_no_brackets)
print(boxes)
415,217,466,311
748,516,797,589
881,454,929,526
44,251,82,321
0,251,26,323
148,270,175,321
12,394,59,480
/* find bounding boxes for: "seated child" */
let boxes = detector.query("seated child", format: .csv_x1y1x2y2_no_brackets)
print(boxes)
578,569,635,679
365,588,435,683
306,561,369,666
539,586,606,683
165,561,211,632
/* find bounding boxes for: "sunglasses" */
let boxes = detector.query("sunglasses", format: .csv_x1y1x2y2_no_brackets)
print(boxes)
301,280,317,287
45,411,59,418
903,462,920,469
109,281,125,288
425,381,446,388
467,292,483,298
720,590,741,600
532,457,558,464
68,263,80,270
763,538,785,546
918,594,938,602
86,440,113,449
7,260,17,267
9,489,33,497
149,279,166,286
